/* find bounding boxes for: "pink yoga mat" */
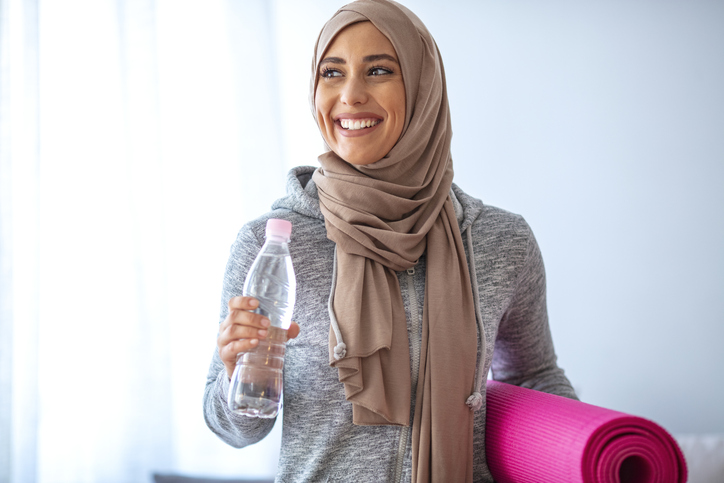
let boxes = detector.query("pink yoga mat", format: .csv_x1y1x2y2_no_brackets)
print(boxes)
485,381,687,483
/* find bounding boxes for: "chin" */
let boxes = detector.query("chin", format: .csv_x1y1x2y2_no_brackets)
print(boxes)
330,140,386,166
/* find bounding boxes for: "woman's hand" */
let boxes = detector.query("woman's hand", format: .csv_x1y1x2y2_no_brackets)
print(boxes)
217,296,301,379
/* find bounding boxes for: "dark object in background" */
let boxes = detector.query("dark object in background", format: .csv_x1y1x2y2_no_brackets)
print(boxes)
152,474,272,483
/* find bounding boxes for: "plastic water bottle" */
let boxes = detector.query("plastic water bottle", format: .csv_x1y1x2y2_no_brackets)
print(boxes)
227,218,296,418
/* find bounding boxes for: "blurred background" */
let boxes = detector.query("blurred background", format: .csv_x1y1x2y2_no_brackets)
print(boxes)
1,0,722,482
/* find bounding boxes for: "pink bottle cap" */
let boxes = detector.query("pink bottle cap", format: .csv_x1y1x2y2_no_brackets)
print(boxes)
266,218,292,240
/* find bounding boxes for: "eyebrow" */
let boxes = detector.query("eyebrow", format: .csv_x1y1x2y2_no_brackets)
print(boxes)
319,53,399,67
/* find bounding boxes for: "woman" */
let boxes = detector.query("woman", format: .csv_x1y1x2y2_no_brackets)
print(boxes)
205,1,576,481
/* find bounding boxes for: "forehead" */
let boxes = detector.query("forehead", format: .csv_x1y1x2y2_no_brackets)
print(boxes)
323,21,397,59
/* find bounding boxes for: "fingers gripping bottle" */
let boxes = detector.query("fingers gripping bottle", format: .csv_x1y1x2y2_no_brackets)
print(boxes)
228,219,296,418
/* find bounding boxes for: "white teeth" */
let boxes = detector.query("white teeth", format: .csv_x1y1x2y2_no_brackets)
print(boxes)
340,119,380,130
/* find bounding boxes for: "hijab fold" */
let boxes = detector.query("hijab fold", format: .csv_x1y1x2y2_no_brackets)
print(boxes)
310,1,478,481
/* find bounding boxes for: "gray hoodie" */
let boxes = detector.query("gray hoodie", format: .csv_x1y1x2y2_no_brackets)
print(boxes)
204,166,576,482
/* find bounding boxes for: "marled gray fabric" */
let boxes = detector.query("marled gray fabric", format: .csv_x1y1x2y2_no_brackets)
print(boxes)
204,166,577,483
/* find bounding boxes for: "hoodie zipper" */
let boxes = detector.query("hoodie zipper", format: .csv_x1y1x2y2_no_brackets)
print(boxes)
393,266,421,482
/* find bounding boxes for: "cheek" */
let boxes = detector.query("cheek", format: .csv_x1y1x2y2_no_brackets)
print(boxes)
315,92,336,140
315,107,326,131
389,95,406,141
384,83,406,136
315,89,330,118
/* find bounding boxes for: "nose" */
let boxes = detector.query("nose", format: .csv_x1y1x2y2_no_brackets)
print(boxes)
339,76,368,106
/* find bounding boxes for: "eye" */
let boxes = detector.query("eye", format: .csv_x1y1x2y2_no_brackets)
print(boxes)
369,66,393,76
320,67,342,78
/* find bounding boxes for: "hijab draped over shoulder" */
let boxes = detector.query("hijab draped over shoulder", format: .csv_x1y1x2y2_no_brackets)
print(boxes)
310,1,479,480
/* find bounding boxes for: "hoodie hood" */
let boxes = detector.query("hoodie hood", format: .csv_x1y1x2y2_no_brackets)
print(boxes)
272,166,483,233
272,166,325,221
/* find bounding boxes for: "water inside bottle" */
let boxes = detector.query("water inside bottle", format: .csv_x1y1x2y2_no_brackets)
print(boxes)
229,326,288,418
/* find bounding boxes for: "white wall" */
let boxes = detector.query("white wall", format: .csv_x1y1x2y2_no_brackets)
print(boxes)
273,0,724,435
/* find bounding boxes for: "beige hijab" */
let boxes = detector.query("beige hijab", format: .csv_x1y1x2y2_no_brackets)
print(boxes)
310,1,478,480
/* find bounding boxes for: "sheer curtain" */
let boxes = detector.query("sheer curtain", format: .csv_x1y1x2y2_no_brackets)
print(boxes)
0,0,297,481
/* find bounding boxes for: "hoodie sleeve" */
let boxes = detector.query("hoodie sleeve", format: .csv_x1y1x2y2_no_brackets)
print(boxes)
203,223,277,448
490,221,578,400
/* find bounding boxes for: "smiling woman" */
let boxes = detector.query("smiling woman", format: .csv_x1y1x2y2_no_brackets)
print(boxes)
204,1,576,482
314,21,406,165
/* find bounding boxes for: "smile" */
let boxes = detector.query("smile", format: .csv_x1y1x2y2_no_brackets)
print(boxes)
340,119,381,130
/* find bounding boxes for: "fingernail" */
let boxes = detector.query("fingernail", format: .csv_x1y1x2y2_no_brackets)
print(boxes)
261,318,270,327
249,298,259,307
258,329,268,337
250,338,259,346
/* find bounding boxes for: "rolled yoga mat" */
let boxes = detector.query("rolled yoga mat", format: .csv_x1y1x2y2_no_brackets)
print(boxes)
485,380,687,483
